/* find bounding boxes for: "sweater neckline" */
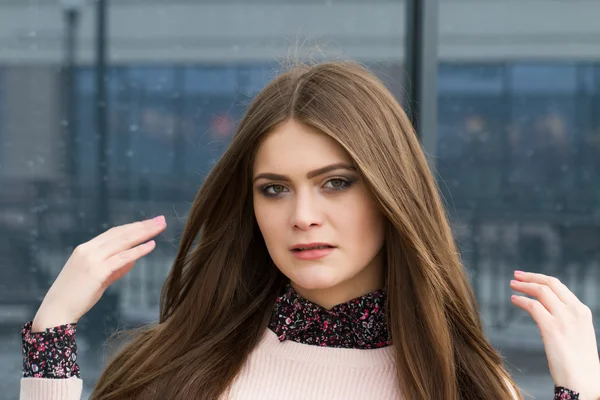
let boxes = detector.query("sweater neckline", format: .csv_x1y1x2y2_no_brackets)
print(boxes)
258,327,396,367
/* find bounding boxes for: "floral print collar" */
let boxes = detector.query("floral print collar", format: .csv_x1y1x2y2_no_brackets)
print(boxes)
268,282,392,349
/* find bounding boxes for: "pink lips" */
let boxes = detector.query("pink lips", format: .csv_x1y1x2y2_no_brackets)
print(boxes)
290,243,335,260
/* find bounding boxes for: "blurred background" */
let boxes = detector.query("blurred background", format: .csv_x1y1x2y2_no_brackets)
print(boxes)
1,0,599,399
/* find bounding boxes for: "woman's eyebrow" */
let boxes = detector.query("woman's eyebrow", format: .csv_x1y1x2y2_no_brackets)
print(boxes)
253,163,356,183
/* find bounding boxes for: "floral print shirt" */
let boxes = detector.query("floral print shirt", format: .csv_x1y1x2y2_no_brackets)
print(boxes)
268,282,392,349
21,320,80,379
21,284,579,399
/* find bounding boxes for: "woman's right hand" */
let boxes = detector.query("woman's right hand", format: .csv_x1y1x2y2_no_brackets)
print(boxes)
31,215,167,332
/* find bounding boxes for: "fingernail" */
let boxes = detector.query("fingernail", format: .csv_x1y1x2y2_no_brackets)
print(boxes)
514,270,524,275
510,280,518,285
153,215,165,225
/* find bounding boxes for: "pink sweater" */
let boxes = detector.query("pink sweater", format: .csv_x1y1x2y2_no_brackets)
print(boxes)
20,327,401,400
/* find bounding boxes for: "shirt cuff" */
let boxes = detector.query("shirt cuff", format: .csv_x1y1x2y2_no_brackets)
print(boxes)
21,320,81,379
554,386,579,400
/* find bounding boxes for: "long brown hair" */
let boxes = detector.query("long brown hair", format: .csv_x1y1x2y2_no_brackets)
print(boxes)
90,60,521,400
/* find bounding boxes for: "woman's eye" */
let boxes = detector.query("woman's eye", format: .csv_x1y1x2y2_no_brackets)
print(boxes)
324,178,352,191
262,184,288,197
260,178,354,197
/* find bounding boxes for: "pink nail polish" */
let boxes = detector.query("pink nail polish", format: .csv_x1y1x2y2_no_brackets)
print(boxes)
153,215,165,225
514,270,524,275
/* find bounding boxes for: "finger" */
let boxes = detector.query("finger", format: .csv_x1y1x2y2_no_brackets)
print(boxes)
514,271,580,306
510,280,565,316
95,217,166,258
511,295,554,330
105,239,156,278
92,216,165,246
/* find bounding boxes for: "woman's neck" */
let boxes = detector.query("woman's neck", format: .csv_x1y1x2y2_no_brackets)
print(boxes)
290,258,385,309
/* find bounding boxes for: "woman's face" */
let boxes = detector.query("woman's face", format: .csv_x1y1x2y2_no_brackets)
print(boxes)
252,119,385,308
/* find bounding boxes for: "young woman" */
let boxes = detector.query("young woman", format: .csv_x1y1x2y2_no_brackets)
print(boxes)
20,61,600,400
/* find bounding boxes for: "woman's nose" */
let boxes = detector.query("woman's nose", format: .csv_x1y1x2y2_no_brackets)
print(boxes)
291,192,323,230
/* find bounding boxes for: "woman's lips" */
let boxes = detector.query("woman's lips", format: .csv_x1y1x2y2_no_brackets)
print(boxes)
291,247,335,260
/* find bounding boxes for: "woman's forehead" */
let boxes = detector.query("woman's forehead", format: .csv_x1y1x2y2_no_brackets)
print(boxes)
253,121,352,175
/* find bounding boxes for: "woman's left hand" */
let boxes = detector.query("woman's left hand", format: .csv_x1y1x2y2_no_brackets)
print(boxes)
510,270,600,400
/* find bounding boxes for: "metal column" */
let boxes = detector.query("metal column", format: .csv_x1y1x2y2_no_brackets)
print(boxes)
96,0,109,230
82,0,120,347
405,0,439,163
63,6,80,249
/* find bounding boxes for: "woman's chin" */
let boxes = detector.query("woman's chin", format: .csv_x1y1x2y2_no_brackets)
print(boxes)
288,268,342,291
